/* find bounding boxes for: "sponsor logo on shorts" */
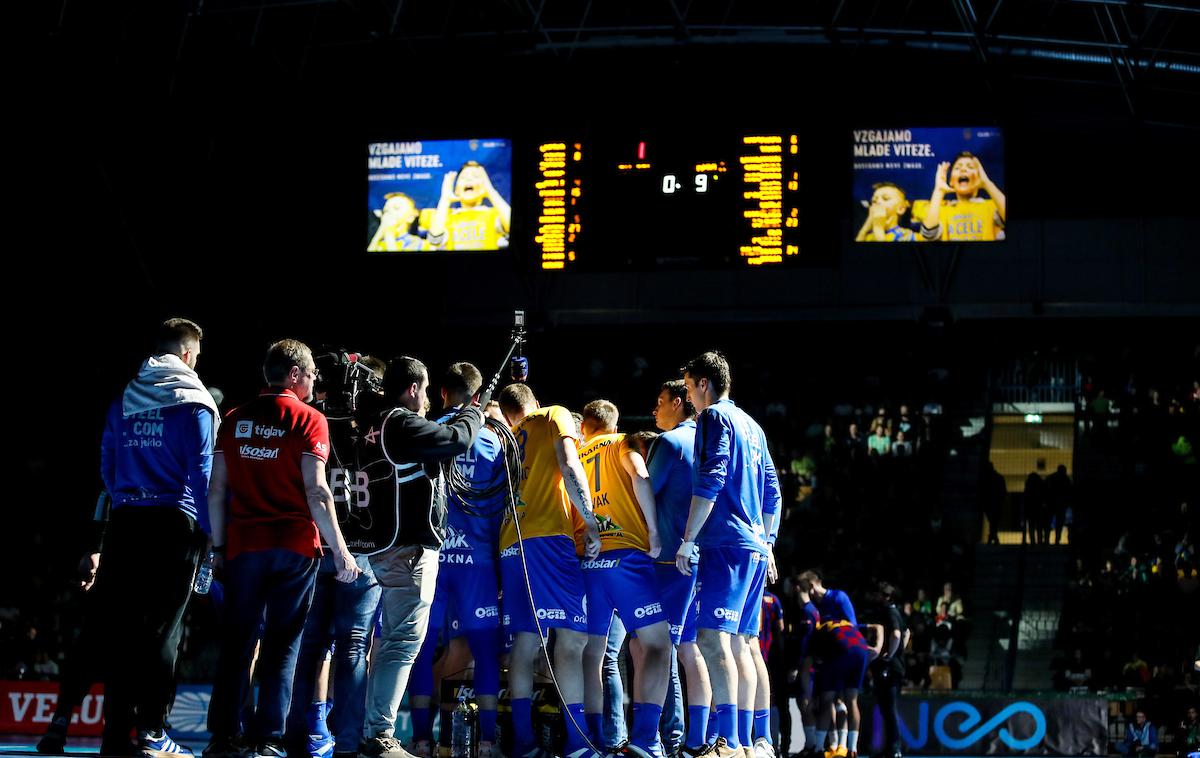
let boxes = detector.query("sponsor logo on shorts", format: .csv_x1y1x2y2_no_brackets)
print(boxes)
536,608,566,621
713,607,741,621
500,546,519,559
439,553,476,565
574,615,587,624
750,552,765,562
633,602,663,619
239,444,280,460
442,525,474,551
503,614,511,626
235,420,253,438
580,557,620,570
670,623,683,638
450,619,460,631
475,605,499,619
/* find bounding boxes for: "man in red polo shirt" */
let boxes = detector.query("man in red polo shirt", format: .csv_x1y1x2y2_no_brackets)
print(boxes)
205,339,360,758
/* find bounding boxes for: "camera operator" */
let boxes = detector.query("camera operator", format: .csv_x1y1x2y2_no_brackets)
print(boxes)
353,356,484,758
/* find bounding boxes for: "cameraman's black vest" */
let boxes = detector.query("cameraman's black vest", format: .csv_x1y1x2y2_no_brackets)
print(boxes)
324,415,401,555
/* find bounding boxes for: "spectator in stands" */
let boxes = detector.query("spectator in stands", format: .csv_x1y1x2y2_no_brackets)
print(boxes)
846,423,865,459
1121,710,1158,757
891,431,913,457
1060,648,1092,691
1122,651,1151,687
1175,705,1199,758
1091,389,1112,429
980,462,1007,545
912,589,933,617
1125,556,1150,586
1045,465,1072,545
868,425,891,457
822,424,837,457
939,583,964,621
896,405,914,437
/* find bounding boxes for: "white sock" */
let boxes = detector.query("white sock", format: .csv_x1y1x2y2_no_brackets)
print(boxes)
838,728,848,748
814,730,828,751
803,726,816,750
848,731,859,753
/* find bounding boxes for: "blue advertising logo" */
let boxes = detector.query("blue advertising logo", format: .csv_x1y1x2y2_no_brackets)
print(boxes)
933,702,1046,750
889,700,1047,751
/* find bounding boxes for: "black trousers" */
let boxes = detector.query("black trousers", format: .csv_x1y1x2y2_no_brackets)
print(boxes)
874,665,903,755
99,507,203,743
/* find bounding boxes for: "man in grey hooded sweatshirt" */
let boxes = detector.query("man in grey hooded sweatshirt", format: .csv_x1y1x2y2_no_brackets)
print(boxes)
98,318,218,758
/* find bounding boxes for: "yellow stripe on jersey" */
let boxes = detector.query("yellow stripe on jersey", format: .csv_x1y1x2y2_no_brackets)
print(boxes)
500,406,579,551
446,206,502,250
577,433,648,553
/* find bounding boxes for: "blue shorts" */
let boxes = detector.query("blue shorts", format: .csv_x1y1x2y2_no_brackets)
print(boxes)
500,535,587,635
696,546,768,635
582,549,668,636
815,647,870,694
654,562,699,644
432,555,500,633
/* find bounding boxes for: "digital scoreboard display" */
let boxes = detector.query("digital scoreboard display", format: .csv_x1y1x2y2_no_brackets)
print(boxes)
533,132,801,271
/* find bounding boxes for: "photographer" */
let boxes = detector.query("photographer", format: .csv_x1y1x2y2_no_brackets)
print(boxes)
354,356,483,758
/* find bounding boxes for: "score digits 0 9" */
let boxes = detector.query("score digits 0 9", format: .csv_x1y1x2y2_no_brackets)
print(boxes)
661,173,710,194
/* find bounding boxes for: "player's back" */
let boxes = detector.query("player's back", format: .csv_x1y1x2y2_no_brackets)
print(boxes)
577,432,647,553
500,405,576,550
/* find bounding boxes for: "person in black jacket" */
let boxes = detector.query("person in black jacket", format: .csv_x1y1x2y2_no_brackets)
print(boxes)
869,583,909,758
356,357,484,758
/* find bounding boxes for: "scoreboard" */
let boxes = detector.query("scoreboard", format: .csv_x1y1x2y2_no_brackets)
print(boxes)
533,131,801,271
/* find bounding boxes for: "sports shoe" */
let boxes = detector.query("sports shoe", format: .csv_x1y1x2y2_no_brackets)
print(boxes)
563,748,608,758
140,731,195,758
694,738,740,758
358,737,419,758
255,741,288,758
37,716,70,754
833,748,847,758
478,742,497,758
408,741,431,758
308,734,336,758
204,736,250,758
752,740,775,758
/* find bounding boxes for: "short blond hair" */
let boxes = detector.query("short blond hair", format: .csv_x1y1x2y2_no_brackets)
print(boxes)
263,339,314,385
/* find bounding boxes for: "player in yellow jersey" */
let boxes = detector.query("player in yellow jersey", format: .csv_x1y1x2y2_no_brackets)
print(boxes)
575,400,673,758
496,384,603,758
920,152,1007,241
428,161,512,251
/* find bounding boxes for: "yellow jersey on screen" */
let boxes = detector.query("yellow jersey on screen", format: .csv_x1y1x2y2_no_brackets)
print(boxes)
577,433,649,553
500,405,578,550
445,206,505,250
922,197,1002,241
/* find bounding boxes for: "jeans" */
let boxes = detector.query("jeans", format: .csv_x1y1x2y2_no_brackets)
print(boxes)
364,545,439,738
100,507,204,742
661,649,684,752
208,549,319,741
602,615,628,747
286,554,380,748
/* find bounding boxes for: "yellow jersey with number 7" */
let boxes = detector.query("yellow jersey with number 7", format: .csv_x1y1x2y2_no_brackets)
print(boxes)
576,432,649,553
500,405,578,551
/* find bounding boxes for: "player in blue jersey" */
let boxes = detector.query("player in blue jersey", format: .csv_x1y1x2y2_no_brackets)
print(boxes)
649,380,712,755
792,593,821,758
675,352,781,758
408,363,505,758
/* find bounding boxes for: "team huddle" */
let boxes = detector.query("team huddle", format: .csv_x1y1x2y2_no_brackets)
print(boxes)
71,322,896,758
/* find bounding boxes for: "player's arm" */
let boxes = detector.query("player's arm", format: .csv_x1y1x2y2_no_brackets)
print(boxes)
621,448,660,558
763,443,783,579
482,169,512,233
865,623,886,659
427,171,457,248
839,593,859,627
977,159,1006,222
922,161,951,236
678,411,729,574
206,452,229,560
556,435,600,558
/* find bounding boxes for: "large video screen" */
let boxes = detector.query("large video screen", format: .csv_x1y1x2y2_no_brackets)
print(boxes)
366,138,512,253
852,127,1005,243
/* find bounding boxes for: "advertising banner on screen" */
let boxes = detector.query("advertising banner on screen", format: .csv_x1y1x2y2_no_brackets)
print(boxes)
852,127,1005,243
860,695,1108,755
367,138,512,253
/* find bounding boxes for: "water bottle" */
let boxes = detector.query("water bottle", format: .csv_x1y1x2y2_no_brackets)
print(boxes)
450,694,476,758
194,551,215,594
